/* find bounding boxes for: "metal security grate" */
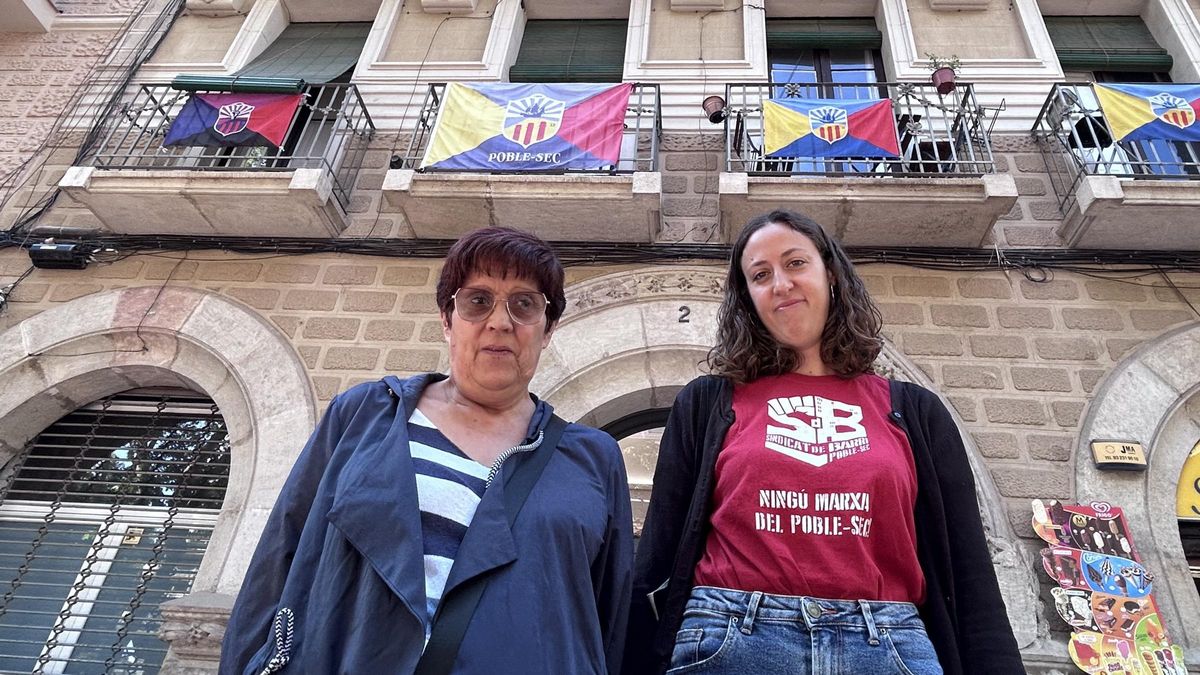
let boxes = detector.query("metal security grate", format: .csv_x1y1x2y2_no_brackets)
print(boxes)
0,390,229,675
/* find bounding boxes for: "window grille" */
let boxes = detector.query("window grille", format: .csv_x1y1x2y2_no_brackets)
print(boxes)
0,390,229,675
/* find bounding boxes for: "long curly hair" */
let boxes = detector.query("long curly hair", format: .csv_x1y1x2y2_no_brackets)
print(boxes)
707,210,882,383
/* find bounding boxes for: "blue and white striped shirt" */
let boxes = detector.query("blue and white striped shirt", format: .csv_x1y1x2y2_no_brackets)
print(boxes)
407,408,490,629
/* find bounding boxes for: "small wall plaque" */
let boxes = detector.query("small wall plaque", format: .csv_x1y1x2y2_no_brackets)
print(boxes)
1090,440,1148,471
122,527,145,546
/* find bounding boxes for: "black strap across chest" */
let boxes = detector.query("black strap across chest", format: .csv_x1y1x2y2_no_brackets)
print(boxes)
413,413,568,675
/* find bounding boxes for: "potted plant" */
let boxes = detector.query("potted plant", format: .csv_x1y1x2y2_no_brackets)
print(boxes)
925,53,961,95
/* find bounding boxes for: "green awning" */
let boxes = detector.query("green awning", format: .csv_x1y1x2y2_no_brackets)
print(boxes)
766,18,883,50
171,75,305,93
509,20,627,83
1044,16,1173,72
237,23,371,83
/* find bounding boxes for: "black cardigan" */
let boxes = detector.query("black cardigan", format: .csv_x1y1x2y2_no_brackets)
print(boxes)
623,375,1024,675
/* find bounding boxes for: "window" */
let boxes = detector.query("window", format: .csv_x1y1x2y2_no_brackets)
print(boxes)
197,22,371,171
509,20,628,83
763,19,886,174
1046,16,1199,177
766,19,885,99
1043,16,1172,74
0,390,230,674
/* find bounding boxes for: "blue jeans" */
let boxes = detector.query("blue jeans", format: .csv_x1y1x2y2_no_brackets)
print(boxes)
667,586,944,674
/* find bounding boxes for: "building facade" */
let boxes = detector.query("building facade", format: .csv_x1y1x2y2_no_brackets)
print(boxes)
1,0,1200,672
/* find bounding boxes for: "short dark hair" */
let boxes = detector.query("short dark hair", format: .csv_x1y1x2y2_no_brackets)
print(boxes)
436,227,566,327
707,209,882,382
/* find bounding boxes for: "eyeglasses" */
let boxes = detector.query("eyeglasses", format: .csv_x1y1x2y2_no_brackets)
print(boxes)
451,287,548,325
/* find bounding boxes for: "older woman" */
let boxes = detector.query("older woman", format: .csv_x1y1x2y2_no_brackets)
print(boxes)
220,227,633,675
625,210,1022,675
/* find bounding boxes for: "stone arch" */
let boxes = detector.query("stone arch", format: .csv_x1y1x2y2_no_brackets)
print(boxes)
1075,321,1200,655
535,266,1040,648
0,286,317,596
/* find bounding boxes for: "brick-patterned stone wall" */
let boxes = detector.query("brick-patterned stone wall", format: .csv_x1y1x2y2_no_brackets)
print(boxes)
988,134,1067,248
0,29,117,181
658,134,722,242
0,250,449,402
651,132,1076,248
4,248,1197,479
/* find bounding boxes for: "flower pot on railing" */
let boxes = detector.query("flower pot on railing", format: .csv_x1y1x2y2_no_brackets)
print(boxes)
931,67,957,95
702,95,727,124
925,53,960,96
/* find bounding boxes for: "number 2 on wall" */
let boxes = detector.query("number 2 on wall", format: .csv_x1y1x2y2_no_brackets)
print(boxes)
678,306,691,323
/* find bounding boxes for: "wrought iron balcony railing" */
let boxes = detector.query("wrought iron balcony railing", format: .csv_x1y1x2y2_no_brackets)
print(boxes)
86,82,375,212
395,83,661,173
1032,82,1200,214
722,81,999,177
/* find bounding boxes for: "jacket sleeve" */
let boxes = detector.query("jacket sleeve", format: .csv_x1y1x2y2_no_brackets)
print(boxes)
218,394,348,675
622,378,709,675
918,389,1024,674
593,434,635,675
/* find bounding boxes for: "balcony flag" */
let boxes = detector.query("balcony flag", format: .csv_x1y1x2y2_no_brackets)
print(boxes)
420,82,633,171
164,92,304,148
1094,83,1200,143
764,97,900,158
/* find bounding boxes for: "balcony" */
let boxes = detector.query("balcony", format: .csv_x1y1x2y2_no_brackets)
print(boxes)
1033,82,1200,249
718,82,1017,247
59,82,375,238
383,83,662,242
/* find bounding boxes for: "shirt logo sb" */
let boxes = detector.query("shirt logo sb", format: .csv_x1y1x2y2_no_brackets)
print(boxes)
764,395,871,467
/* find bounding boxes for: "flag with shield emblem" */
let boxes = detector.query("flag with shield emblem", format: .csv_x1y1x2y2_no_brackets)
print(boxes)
420,82,633,171
1094,83,1200,143
164,92,304,148
764,97,900,158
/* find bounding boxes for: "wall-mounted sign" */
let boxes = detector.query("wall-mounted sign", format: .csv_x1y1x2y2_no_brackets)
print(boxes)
1175,441,1200,518
1032,499,1187,674
1091,440,1148,471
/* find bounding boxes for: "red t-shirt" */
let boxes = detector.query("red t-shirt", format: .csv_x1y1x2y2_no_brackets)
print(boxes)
692,372,925,604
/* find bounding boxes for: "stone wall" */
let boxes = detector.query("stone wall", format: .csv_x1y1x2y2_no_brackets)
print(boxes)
3,245,1196,486
0,28,118,180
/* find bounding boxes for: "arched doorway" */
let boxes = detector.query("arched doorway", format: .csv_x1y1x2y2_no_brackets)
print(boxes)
1176,440,1200,598
602,407,670,536
0,286,318,669
0,388,229,674
1076,321,1200,657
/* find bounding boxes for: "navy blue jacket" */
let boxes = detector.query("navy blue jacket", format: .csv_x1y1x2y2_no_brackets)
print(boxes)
220,373,633,675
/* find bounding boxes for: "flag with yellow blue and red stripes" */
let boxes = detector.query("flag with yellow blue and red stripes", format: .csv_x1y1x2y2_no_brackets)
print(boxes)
764,97,900,159
420,82,632,171
1094,83,1200,143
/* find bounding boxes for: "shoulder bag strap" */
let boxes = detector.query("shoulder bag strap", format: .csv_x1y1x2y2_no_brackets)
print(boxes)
413,414,569,675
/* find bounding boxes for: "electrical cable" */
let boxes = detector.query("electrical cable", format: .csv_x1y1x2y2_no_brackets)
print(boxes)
0,265,34,316
6,229,1200,277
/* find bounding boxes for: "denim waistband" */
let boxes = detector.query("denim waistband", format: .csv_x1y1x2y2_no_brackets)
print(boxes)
685,586,925,634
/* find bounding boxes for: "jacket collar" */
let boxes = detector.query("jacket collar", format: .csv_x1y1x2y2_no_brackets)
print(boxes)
330,373,555,626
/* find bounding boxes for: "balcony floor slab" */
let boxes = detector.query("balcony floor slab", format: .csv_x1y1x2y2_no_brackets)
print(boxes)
718,173,1018,247
382,170,662,242
1061,175,1200,250
58,167,347,238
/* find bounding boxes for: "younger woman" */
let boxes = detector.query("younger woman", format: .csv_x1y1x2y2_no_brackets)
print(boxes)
625,210,1022,674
